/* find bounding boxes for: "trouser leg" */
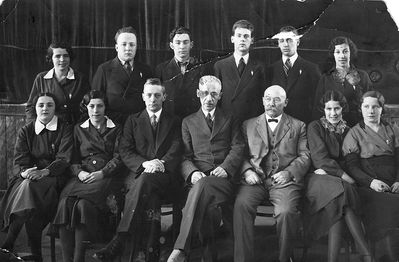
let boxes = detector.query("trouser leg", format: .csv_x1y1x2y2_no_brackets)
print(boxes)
328,219,344,262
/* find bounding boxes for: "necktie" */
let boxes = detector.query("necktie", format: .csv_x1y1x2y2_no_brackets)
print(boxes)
124,62,132,75
150,114,157,132
268,118,278,123
178,61,189,75
237,57,246,77
283,58,292,76
206,113,213,130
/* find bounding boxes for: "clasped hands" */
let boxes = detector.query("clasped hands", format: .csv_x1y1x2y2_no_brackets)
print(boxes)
315,169,355,184
370,179,399,193
21,166,49,180
78,170,104,183
191,166,228,184
243,169,292,186
142,159,165,173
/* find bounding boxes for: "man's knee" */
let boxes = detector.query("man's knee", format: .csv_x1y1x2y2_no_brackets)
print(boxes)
274,201,300,217
234,195,256,216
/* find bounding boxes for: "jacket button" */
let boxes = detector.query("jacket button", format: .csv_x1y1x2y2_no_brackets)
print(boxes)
93,160,97,164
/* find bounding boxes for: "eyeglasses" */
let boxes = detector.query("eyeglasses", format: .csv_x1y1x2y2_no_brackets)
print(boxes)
197,90,221,98
264,97,283,103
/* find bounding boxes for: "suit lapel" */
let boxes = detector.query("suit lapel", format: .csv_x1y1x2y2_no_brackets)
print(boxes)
165,59,181,81
286,57,303,93
274,113,291,145
211,108,227,139
194,110,212,136
155,111,173,152
138,111,155,147
233,56,257,99
256,114,270,148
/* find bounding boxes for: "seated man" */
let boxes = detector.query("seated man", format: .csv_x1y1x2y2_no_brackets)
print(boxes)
93,78,182,262
167,75,245,262
234,85,310,262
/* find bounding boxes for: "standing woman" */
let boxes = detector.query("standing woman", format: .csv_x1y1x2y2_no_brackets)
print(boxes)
343,91,399,261
305,90,372,262
53,90,124,262
25,42,89,125
0,93,73,261
313,36,372,127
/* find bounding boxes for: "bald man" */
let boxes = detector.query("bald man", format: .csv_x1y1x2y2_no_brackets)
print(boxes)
234,85,310,262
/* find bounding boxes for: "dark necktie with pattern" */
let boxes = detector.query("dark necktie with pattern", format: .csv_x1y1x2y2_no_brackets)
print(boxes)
238,57,246,77
150,114,157,132
124,62,132,75
206,113,213,130
283,58,292,76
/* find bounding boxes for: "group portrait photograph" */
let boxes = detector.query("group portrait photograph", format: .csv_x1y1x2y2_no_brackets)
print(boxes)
1,0,399,261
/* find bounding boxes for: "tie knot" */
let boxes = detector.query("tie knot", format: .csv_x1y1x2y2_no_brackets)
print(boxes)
124,62,132,73
268,118,278,123
285,58,292,68
151,114,157,121
207,113,212,120
238,58,246,76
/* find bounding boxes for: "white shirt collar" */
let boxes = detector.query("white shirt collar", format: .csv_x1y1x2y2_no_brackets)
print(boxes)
282,53,298,66
35,115,58,135
265,114,282,132
233,52,249,67
43,68,75,80
118,58,134,67
146,109,162,121
80,116,116,129
202,108,216,120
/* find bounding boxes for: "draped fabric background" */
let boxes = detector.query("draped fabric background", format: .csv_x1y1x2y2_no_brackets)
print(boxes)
1,0,399,103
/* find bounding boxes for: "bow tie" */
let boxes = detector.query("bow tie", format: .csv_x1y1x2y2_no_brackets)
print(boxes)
268,118,278,123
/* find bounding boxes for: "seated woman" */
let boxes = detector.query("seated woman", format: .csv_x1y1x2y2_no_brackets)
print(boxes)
25,42,89,125
313,36,372,127
305,90,372,262
0,92,73,261
53,90,124,262
343,91,399,261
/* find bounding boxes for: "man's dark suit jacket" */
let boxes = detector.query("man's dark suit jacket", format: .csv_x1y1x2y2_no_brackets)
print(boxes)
180,108,245,183
92,57,153,124
214,54,266,122
267,56,321,124
119,110,182,178
155,57,208,119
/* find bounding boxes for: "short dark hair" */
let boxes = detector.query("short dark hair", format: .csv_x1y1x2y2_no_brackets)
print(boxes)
46,42,74,63
81,90,108,107
279,25,299,35
32,92,59,118
328,36,358,62
317,90,348,113
114,26,138,43
361,90,385,108
232,20,254,36
144,78,166,94
169,26,192,42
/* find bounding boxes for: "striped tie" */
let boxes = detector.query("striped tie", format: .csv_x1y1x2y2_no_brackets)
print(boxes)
283,58,292,76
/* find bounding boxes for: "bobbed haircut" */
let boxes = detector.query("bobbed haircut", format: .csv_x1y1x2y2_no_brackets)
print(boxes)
361,90,385,108
169,26,192,42
114,26,138,43
328,36,358,62
46,42,74,63
81,90,108,107
32,92,59,118
232,20,254,36
317,90,348,113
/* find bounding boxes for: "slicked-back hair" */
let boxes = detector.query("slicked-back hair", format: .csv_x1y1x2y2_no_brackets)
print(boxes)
114,26,138,43
144,78,166,94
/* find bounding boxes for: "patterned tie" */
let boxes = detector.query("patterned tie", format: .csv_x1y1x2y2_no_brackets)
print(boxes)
206,113,213,130
283,58,292,76
124,62,132,75
150,114,157,132
178,61,189,75
237,57,246,77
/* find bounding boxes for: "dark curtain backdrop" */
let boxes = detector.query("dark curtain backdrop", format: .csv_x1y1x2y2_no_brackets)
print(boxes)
1,0,399,103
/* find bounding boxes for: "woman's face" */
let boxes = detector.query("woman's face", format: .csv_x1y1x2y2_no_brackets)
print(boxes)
334,43,350,69
324,100,343,125
361,96,382,124
36,96,56,124
52,48,70,71
87,98,106,123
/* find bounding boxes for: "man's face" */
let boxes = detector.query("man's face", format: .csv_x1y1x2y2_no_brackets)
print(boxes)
115,32,137,62
142,84,166,113
170,33,193,62
278,33,299,57
263,89,287,118
197,84,222,112
231,27,253,55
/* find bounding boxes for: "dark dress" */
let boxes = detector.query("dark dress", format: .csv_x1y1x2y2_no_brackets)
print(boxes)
25,68,90,125
313,67,372,127
343,121,399,240
53,118,124,238
305,119,359,240
0,117,73,230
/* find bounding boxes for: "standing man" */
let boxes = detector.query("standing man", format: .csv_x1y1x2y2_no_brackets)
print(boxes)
155,26,207,119
234,85,310,262
167,75,244,262
92,26,153,125
214,19,266,122
94,78,182,262
267,26,321,124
